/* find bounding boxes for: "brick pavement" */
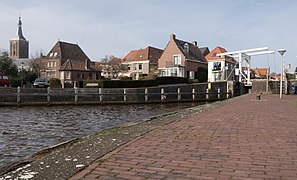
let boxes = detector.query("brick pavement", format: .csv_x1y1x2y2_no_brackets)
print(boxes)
71,94,297,179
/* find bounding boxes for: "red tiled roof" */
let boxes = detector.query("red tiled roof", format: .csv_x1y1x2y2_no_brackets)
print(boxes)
122,46,163,64
205,46,237,64
122,50,138,61
253,68,269,78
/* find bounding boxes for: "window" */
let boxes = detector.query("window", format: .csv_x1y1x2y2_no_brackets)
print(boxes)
65,71,71,79
139,64,142,70
213,62,221,71
127,66,131,70
54,52,58,57
49,53,53,57
173,55,181,66
54,62,57,67
212,52,217,57
189,71,195,79
50,62,53,67
47,62,50,67
183,43,189,53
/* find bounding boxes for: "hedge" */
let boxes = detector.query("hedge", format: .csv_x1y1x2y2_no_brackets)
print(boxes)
83,77,189,88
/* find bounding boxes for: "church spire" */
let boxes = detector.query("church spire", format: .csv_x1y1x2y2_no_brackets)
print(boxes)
17,16,26,40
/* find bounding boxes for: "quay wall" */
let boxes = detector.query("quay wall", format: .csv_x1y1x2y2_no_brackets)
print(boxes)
0,81,239,106
251,79,297,94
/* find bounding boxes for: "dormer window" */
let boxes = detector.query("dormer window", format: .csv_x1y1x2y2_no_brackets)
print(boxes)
212,52,217,57
183,43,189,53
49,53,53,57
54,52,58,57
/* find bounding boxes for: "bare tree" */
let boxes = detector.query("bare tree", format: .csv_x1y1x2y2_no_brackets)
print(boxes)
99,55,127,79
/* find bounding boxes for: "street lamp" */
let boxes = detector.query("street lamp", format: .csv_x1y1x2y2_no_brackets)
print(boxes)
278,49,286,99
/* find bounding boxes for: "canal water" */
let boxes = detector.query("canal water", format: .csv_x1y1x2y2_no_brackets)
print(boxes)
0,102,204,169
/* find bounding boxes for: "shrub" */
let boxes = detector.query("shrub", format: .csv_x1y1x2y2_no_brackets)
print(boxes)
48,78,61,85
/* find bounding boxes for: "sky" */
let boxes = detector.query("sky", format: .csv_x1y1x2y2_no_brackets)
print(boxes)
0,0,297,73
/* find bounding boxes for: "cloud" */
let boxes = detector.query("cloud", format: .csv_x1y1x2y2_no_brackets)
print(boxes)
0,0,296,71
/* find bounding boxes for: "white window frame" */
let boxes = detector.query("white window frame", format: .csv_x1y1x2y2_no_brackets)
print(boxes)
173,54,181,66
189,71,195,79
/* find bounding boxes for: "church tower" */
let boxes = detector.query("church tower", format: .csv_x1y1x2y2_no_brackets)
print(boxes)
9,16,29,60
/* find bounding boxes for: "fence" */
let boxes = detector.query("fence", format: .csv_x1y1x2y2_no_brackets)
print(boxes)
0,82,230,106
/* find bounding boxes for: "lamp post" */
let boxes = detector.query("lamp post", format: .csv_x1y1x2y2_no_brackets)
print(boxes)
278,49,286,99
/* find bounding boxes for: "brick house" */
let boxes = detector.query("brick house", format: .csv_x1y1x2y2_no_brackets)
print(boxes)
205,46,237,82
38,41,101,87
122,46,163,80
158,34,207,80
253,67,269,79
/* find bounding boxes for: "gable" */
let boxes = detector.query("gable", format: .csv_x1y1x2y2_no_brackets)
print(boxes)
123,46,163,64
46,41,90,66
174,39,206,63
206,46,237,64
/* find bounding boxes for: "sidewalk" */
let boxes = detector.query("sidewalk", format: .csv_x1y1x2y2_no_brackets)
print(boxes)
71,94,297,179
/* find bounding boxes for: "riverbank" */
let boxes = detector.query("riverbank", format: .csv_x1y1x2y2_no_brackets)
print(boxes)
0,97,233,179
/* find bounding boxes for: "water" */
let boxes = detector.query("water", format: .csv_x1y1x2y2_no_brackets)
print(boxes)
0,102,203,169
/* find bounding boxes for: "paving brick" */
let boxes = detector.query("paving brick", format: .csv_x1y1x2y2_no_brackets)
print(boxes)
70,95,297,179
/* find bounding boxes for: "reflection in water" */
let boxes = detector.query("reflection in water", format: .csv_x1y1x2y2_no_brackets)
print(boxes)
0,102,203,168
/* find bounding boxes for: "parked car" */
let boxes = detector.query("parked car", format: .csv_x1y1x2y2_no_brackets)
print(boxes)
33,78,49,88
0,74,11,87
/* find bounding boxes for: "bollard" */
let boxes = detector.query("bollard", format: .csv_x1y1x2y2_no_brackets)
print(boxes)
256,93,262,100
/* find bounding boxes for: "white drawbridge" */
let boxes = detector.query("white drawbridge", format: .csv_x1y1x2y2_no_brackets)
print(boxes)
217,47,275,86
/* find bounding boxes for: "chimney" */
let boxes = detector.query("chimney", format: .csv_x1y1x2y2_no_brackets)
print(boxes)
192,41,198,47
170,33,176,40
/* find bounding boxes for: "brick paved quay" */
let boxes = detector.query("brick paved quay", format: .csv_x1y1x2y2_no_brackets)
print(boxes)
71,94,297,180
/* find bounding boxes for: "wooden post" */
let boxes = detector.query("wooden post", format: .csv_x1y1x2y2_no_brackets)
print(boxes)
177,88,181,101
124,88,127,102
145,88,148,102
17,87,21,105
74,87,78,103
47,87,51,105
192,88,195,101
161,88,165,101
218,88,221,99
99,88,102,102
206,89,209,100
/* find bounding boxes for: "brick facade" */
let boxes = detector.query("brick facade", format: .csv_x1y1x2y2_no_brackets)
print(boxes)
158,34,207,79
